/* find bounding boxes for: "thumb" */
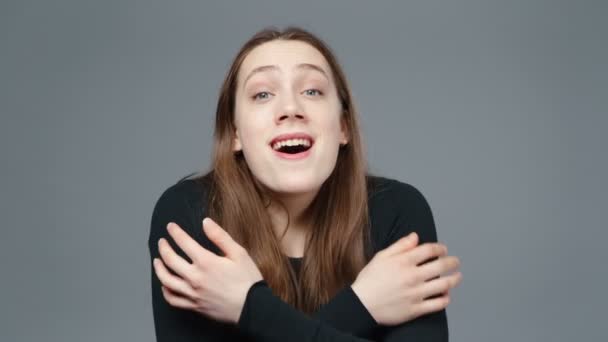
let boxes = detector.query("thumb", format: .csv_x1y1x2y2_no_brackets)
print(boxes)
202,217,241,259
384,231,419,256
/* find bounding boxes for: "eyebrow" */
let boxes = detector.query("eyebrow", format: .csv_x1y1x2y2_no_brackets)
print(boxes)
242,63,330,88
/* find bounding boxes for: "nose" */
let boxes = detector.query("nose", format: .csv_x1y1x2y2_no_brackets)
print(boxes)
275,94,307,124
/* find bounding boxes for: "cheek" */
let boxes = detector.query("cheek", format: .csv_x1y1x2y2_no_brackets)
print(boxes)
235,116,270,150
313,100,343,136
240,128,263,150
320,115,345,142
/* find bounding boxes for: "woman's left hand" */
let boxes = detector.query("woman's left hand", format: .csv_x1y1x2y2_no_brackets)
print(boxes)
153,217,264,324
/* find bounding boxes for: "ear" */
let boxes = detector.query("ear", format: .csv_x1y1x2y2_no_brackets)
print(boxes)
233,129,242,152
340,116,349,145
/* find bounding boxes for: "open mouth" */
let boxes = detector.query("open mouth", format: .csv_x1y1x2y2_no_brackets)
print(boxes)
275,144,311,154
270,138,314,157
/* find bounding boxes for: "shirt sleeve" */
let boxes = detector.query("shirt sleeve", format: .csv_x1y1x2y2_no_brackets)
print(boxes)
237,180,449,342
148,179,446,341
312,286,377,337
238,280,375,342
374,180,449,342
150,180,379,341
148,182,248,341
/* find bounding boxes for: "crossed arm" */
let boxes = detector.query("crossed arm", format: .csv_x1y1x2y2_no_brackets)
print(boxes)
148,181,457,341
149,217,380,341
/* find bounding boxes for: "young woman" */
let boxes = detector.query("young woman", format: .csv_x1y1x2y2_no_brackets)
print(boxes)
148,26,462,341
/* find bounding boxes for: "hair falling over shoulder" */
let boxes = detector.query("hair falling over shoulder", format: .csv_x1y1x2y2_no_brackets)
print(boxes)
193,26,371,314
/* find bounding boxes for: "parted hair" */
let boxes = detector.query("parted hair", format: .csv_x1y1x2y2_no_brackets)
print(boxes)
194,26,371,314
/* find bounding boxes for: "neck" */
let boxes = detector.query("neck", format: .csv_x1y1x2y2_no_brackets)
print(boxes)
266,187,319,237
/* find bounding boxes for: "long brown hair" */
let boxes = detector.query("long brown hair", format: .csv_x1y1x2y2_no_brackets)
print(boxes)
194,26,370,314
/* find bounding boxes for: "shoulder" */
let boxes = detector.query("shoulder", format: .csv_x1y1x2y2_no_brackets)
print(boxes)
366,174,438,251
366,174,427,203
148,173,215,255
154,173,210,207
366,174,432,221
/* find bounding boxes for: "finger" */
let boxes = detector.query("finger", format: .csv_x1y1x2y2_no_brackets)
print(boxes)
406,243,447,266
153,258,198,299
383,232,419,256
414,294,451,317
161,285,197,310
158,238,195,280
416,256,460,281
415,272,462,300
167,222,214,264
202,217,244,260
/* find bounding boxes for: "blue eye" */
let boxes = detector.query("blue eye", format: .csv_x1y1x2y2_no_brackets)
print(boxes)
304,89,322,96
253,91,272,101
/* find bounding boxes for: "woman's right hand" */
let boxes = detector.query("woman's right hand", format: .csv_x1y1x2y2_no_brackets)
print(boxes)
351,232,462,326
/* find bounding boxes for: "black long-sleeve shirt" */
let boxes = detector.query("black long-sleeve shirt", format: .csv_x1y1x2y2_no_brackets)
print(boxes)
148,174,448,341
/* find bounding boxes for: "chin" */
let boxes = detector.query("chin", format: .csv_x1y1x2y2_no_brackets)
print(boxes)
263,173,326,196
275,178,321,195
248,153,338,196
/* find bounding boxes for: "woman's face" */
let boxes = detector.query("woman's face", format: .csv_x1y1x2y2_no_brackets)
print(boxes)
233,40,348,196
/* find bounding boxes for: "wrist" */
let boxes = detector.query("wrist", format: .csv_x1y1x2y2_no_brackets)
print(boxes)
235,279,267,325
350,281,379,324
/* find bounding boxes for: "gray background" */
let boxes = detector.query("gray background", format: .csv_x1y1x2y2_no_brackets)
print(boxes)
1,0,606,341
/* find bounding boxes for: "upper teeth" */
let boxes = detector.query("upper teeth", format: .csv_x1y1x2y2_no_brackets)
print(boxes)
272,138,312,150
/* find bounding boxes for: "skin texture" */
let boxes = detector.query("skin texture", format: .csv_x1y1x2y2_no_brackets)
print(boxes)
154,218,263,324
350,232,462,326
232,40,348,228
152,40,462,326
153,219,462,325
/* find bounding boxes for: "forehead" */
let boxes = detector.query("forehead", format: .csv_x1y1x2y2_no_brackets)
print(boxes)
237,40,332,82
